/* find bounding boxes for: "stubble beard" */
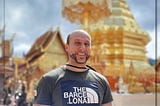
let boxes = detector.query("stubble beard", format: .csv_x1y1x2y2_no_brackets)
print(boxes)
69,53,90,64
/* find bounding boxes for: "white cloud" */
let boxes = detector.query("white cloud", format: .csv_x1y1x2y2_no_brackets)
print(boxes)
146,25,160,59
146,30,156,59
15,31,29,40
11,9,22,22
6,7,24,27
14,43,31,56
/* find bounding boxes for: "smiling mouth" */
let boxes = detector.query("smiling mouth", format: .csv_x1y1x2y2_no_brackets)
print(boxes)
78,54,85,56
78,55,86,58
70,53,90,64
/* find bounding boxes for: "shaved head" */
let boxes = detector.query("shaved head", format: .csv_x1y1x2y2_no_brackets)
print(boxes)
66,29,91,44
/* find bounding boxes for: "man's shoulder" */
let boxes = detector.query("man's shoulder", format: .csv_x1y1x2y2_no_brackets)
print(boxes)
43,65,65,78
87,65,100,74
87,65,106,80
86,65,96,72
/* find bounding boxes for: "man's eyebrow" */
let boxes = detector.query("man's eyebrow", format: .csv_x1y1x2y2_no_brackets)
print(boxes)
74,39,90,42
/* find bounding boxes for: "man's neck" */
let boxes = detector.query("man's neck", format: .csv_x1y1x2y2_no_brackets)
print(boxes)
65,64,88,72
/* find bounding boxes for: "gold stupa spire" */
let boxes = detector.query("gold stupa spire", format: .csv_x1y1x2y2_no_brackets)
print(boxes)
87,0,154,78
103,0,150,43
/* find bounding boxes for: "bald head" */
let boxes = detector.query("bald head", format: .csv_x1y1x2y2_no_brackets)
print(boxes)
66,30,91,44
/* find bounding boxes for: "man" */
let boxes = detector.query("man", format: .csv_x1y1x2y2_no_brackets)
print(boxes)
34,29,113,106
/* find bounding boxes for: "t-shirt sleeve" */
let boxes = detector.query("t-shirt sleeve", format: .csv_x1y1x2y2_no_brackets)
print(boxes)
34,76,52,105
102,77,113,104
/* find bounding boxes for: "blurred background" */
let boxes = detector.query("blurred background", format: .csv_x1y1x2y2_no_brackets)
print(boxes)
0,0,159,106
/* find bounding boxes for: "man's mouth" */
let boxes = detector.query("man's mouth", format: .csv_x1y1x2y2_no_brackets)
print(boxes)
78,54,86,58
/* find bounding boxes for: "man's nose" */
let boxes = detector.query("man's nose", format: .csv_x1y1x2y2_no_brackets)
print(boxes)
79,44,86,50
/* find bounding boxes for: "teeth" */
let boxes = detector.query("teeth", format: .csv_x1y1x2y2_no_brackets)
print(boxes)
78,53,85,55
79,55,85,56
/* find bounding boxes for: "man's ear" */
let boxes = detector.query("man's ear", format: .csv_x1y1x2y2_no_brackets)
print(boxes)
65,44,69,52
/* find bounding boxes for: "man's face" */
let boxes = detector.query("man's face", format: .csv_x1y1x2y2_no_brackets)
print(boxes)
65,32,91,65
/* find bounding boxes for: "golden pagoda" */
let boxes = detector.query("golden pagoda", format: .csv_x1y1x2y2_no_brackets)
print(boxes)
88,0,152,72
62,0,155,91
89,0,155,91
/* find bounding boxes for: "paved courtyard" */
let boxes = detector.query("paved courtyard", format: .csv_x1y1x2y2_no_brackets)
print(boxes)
0,92,159,106
112,92,160,106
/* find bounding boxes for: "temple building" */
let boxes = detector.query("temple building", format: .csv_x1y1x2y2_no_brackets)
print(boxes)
0,26,15,100
17,27,68,101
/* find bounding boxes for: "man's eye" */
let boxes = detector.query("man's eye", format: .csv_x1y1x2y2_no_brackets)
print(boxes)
85,43,89,46
75,42,81,45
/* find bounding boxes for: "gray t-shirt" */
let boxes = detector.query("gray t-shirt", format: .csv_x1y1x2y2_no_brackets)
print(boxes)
34,66,113,106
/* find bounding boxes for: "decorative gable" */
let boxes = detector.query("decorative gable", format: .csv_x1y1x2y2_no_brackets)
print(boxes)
25,27,68,71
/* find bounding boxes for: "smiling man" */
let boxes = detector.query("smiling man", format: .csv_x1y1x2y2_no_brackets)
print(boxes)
33,29,113,106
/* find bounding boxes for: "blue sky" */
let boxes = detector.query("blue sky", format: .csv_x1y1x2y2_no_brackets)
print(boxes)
0,0,159,59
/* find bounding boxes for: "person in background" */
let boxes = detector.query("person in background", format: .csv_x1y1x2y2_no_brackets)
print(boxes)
16,84,27,106
33,29,113,106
